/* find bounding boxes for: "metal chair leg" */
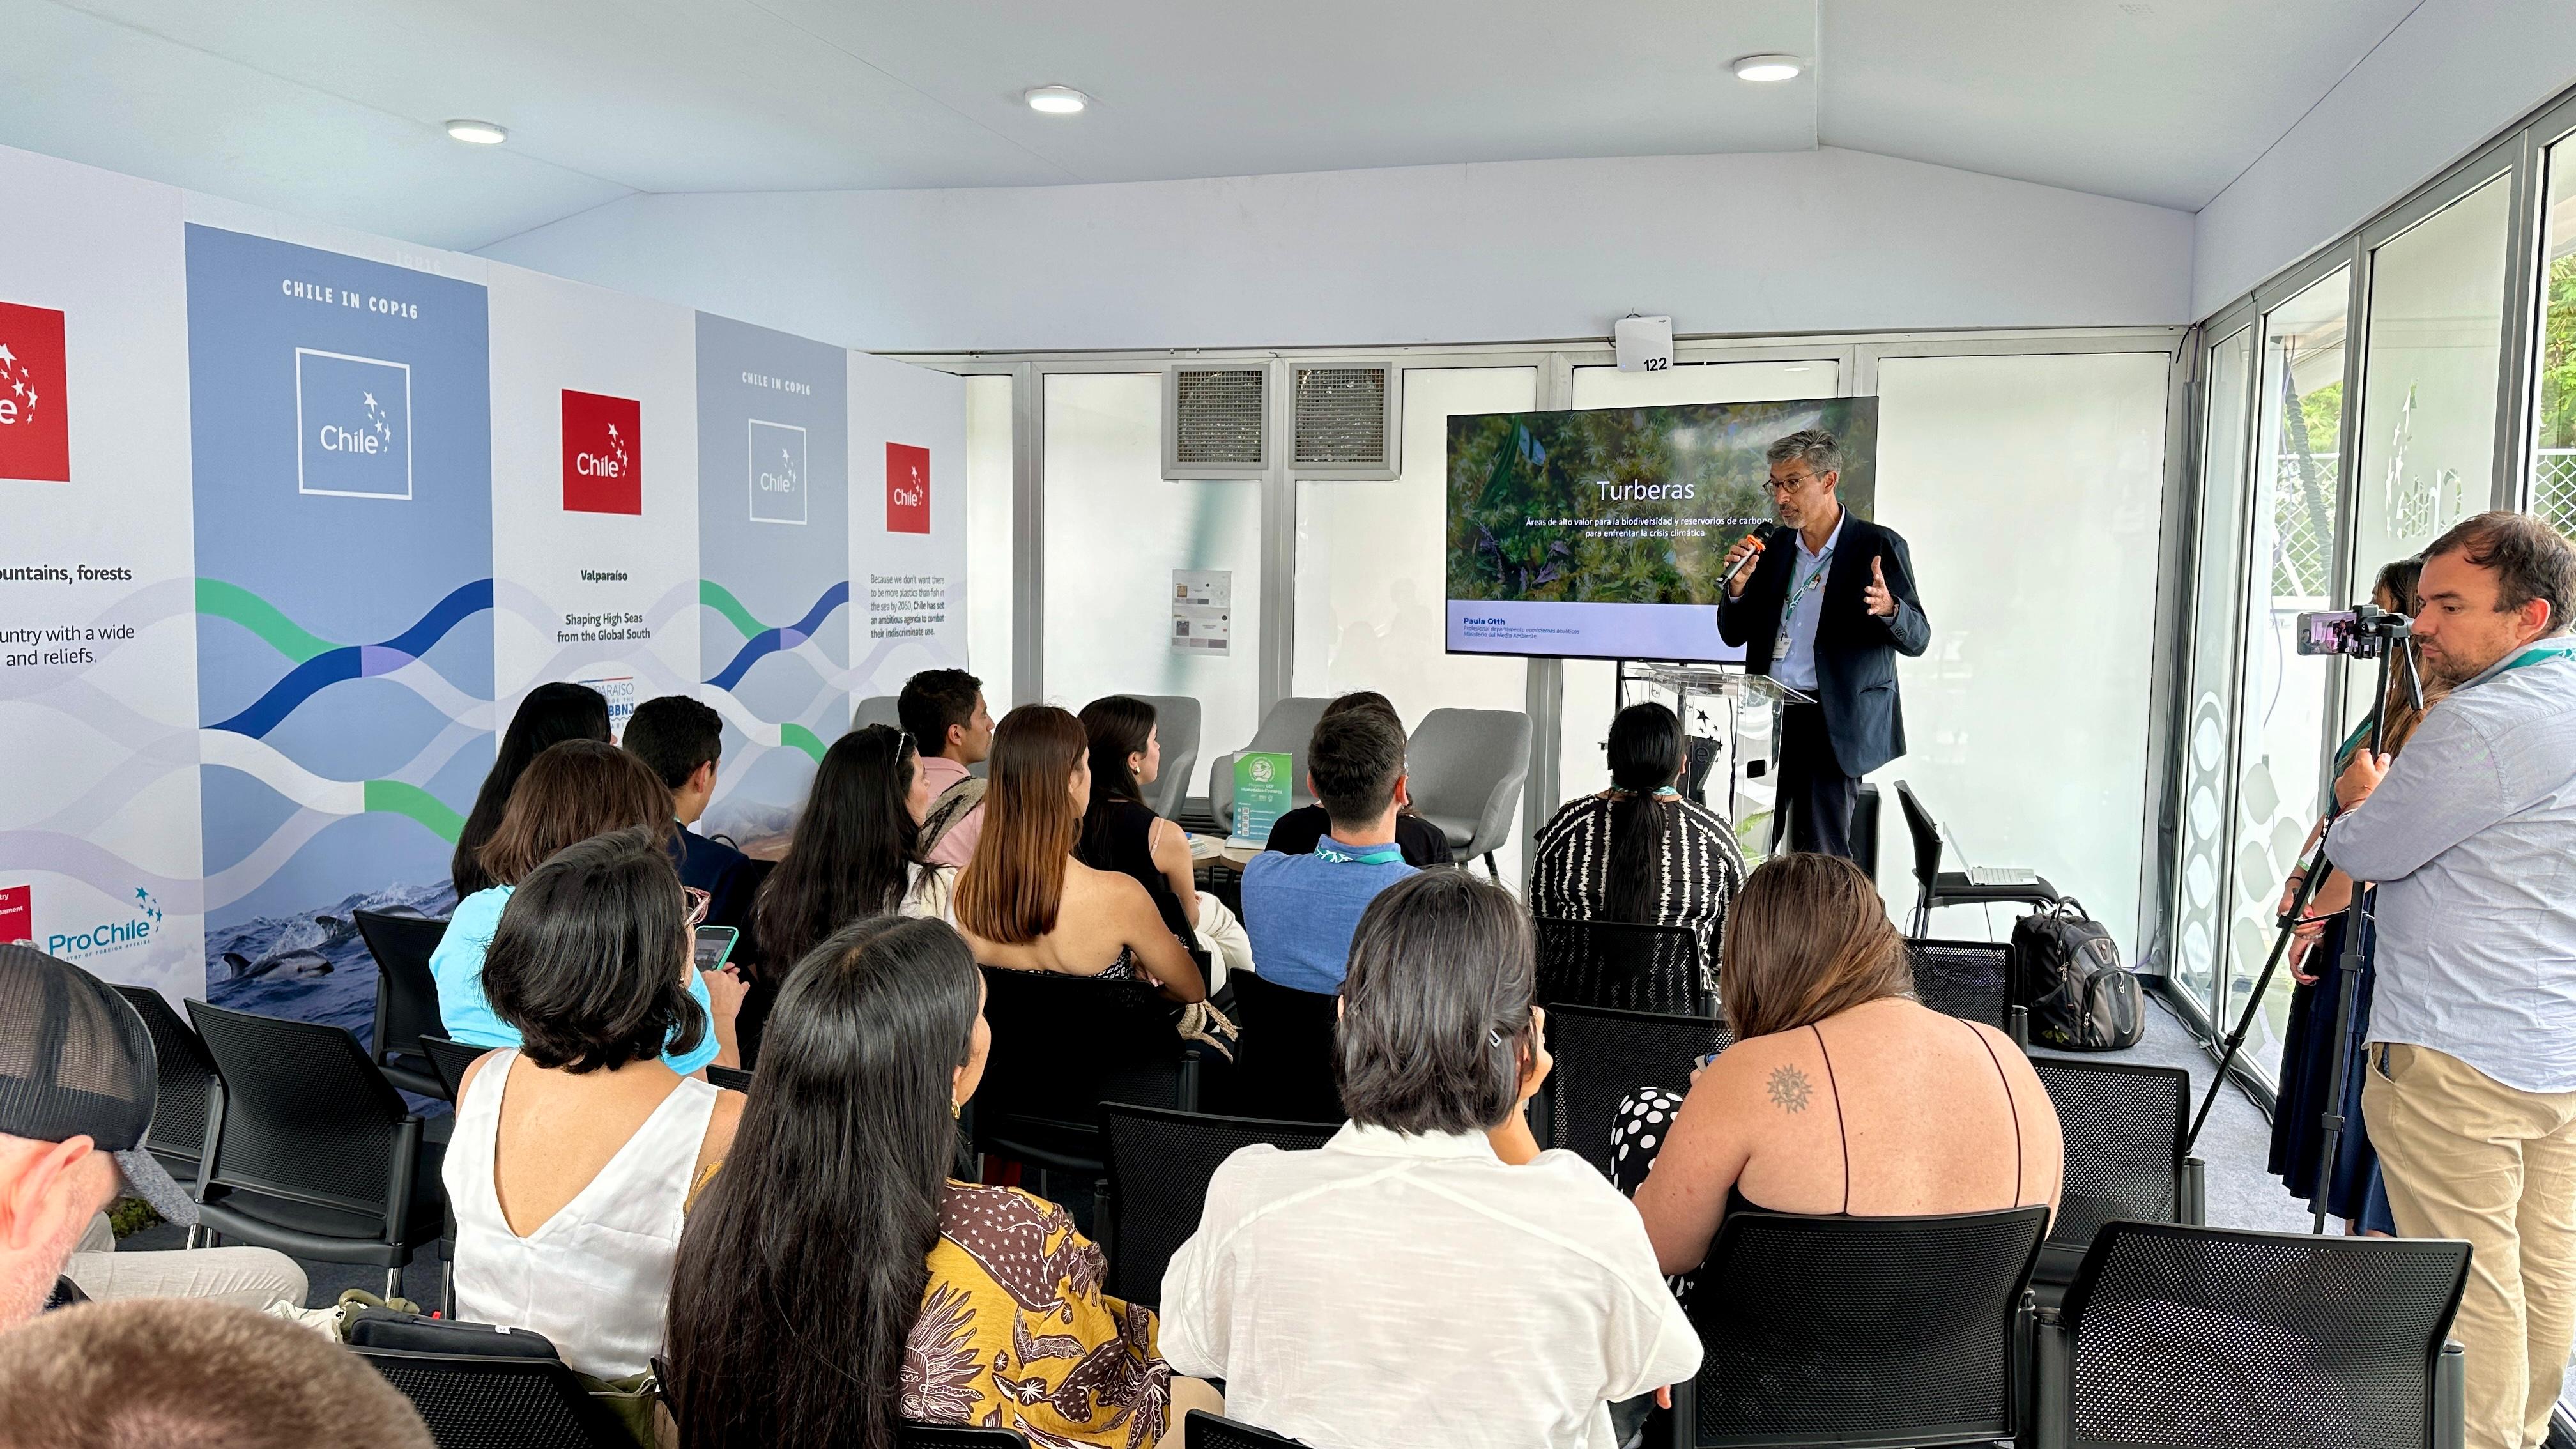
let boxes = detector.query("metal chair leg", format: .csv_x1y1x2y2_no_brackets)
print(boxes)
383,1265,404,1303
1482,850,1500,881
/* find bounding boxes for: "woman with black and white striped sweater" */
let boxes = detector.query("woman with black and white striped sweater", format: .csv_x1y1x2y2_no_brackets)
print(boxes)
1530,702,1747,967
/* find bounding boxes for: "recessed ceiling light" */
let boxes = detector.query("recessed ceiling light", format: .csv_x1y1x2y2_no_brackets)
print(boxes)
1023,86,1089,116
445,118,508,145
1731,54,1804,83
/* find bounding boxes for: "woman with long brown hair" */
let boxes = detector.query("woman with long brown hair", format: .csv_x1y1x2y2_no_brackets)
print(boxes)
951,705,1207,1004
1622,853,2060,1276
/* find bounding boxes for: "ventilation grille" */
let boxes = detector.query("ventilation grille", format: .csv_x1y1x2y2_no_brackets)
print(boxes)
1293,366,1390,465
1172,367,1266,467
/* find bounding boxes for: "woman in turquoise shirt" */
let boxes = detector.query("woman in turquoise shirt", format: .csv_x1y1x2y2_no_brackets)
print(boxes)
431,737,746,1074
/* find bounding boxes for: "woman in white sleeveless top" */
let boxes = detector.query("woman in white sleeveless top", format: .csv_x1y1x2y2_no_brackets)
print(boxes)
444,827,744,1381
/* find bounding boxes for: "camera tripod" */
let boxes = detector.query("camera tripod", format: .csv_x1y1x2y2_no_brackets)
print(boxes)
2182,604,2423,1235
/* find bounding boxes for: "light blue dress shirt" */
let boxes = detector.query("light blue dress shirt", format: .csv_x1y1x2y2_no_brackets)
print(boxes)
429,885,723,1076
1770,512,1846,692
2325,641,2576,1094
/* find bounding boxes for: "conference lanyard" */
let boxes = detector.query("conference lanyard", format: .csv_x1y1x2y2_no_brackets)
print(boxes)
1313,838,1404,866
2497,638,2576,675
1774,542,1835,659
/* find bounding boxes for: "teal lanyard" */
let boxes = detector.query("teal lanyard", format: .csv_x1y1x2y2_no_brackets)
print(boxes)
1314,838,1403,866
1782,543,1835,616
2497,639,2576,674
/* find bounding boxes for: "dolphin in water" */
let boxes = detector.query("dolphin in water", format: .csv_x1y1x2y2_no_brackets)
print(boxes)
222,914,361,979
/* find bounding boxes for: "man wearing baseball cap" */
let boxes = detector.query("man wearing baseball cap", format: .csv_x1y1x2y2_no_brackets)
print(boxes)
1,944,303,1328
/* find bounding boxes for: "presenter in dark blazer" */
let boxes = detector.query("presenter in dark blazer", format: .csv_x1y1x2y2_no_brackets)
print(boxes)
1715,428,1929,859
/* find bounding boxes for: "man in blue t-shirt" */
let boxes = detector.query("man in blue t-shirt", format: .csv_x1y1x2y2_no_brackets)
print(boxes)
1239,702,1420,995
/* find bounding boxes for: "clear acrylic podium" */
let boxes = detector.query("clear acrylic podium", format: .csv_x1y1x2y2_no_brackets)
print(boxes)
1613,663,1812,864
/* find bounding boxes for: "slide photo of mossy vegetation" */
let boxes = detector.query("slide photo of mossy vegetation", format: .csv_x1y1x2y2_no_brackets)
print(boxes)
1447,397,1878,604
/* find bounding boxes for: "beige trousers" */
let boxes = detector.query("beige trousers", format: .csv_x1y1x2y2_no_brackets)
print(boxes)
2365,1042,2576,1449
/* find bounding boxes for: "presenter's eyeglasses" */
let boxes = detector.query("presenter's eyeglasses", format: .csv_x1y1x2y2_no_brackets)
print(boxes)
1765,471,1822,495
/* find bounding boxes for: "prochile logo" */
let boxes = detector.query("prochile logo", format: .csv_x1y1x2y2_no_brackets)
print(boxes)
0,300,72,483
296,348,413,499
562,390,642,515
48,886,162,961
886,441,930,535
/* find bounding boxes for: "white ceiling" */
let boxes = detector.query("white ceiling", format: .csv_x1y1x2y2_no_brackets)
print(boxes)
0,0,2423,253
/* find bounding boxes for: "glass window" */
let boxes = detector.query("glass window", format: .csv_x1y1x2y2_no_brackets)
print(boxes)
2350,172,2512,610
1868,352,2172,944
1043,372,1261,801
1295,367,1536,880
2227,270,2350,1066
2174,327,2255,1014
1560,361,1841,802
964,374,1015,714
2536,132,2576,532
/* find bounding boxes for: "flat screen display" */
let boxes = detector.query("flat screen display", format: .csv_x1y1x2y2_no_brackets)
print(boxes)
1444,395,1879,661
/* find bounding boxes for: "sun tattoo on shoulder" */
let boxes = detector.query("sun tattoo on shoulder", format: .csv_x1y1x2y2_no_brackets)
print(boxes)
1767,1064,1813,1114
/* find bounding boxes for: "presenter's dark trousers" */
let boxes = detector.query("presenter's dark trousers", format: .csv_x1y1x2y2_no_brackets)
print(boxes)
1774,701,1856,859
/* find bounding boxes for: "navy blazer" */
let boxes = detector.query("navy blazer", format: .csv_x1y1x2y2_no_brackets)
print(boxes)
671,826,757,933
1715,512,1930,776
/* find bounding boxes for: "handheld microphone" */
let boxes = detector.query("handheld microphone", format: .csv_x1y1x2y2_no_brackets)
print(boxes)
1722,523,1779,590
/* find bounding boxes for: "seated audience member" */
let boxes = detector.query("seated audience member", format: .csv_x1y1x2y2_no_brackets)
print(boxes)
1162,871,1699,1449
1623,854,2062,1277
666,916,1220,1449
447,829,744,1383
0,946,303,1328
952,706,1208,1008
899,668,995,869
1237,702,1418,995
452,682,610,898
1261,691,1455,867
746,724,944,1053
1077,695,1254,985
622,694,756,929
431,740,745,1073
1531,701,1747,960
0,1298,433,1449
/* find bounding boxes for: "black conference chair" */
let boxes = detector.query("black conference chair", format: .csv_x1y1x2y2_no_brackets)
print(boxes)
2030,1221,2469,1449
1652,1204,2050,1449
2028,1058,2204,1289
1909,937,2032,1047
185,999,445,1301
705,1063,754,1093
356,909,452,1098
972,966,1203,1182
1540,1003,1729,1181
356,1346,634,1449
1533,917,1713,1017
417,1034,493,1103
1098,1105,1338,1307
1894,781,2064,938
1186,1412,1310,1448
1225,969,1343,1123
109,983,221,1192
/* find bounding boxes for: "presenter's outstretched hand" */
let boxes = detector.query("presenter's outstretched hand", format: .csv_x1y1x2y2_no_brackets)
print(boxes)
1862,555,1898,618
1722,532,1766,598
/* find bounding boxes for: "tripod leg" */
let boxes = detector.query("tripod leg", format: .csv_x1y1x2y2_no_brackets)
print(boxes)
2184,861,2326,1156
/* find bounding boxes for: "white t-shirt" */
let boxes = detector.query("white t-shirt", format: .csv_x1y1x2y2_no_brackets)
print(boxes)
1160,1122,1701,1449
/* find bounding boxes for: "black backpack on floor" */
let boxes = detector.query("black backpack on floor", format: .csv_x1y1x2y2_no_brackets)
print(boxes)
2010,899,2142,1051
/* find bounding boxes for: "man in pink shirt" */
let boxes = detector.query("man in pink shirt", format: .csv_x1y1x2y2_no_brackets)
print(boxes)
898,668,995,868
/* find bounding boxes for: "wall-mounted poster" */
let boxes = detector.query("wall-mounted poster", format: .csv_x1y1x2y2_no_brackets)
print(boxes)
186,224,493,1034
848,349,969,700
0,147,205,1000
695,312,848,851
487,264,699,750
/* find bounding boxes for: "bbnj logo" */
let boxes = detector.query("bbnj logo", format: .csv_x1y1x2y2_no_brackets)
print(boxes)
0,300,72,484
562,390,642,514
886,442,930,535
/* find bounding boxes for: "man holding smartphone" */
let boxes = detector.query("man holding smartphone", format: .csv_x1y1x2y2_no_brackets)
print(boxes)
1716,429,1930,859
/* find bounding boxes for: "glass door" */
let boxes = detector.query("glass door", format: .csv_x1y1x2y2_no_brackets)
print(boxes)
2173,326,2255,1015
